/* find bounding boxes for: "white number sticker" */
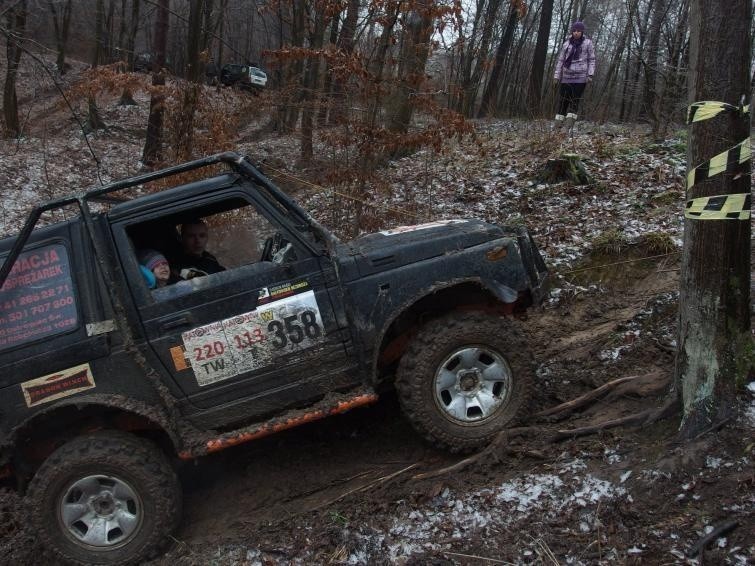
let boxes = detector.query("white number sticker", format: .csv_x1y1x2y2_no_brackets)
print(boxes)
182,290,325,387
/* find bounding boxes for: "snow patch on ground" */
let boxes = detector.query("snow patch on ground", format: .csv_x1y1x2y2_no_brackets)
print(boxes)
342,470,626,563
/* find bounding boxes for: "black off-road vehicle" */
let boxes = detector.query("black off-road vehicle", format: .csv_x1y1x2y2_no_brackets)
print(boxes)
0,152,548,564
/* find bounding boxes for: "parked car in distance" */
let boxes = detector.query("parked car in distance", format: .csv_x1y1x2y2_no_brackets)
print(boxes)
248,66,268,88
220,63,267,90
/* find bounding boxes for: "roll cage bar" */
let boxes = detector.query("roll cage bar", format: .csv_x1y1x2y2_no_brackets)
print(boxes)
0,152,337,291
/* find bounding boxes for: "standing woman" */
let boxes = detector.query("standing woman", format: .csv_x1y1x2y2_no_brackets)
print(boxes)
553,21,596,131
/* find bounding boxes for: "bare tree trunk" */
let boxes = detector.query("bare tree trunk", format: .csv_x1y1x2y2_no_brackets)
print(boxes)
505,13,536,115
528,0,554,115
388,1,435,135
142,0,170,166
454,0,486,113
105,0,116,63
127,0,140,68
653,0,689,137
641,0,670,124
175,0,204,161
119,0,141,105
675,0,752,439
618,46,633,121
595,0,640,121
85,0,107,133
216,0,226,66
316,12,339,127
3,0,26,138
330,0,361,124
462,0,502,116
300,5,327,163
366,1,401,131
118,0,128,55
201,0,214,54
282,0,306,132
47,0,73,74
477,3,521,118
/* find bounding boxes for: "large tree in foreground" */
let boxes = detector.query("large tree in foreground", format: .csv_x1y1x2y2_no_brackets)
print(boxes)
675,0,752,438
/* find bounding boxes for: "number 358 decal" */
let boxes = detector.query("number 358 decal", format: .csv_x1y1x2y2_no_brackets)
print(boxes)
181,289,325,387
267,310,322,349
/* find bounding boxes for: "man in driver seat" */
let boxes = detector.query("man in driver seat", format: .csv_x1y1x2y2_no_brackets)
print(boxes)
173,219,225,278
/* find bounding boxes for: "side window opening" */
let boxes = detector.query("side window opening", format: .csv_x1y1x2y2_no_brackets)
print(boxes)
126,197,297,295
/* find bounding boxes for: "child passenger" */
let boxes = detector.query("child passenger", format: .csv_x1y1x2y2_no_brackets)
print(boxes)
138,249,177,289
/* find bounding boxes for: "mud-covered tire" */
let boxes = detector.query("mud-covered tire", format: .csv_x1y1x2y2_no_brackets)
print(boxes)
27,431,182,565
396,313,533,453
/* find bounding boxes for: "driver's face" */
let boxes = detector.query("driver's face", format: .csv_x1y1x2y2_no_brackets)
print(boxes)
182,224,209,256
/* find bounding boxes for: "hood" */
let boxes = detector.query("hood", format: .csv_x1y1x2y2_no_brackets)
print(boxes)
345,219,505,277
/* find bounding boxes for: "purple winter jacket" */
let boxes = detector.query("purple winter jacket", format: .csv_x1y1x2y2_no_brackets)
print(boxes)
554,37,596,84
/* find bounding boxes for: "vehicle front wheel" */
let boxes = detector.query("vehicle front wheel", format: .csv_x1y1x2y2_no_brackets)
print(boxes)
27,431,182,565
396,313,533,453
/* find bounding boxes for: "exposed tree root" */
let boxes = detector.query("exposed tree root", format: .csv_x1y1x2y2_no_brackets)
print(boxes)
413,456,479,480
536,371,672,423
534,375,639,420
413,427,536,481
604,370,670,402
555,394,680,439
413,389,682,481
687,519,739,557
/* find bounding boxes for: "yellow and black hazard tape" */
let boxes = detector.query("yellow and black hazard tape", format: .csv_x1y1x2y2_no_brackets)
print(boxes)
687,100,749,124
685,192,751,220
686,137,751,190
685,100,751,220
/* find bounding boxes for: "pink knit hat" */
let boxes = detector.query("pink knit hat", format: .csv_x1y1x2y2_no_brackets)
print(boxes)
138,249,168,271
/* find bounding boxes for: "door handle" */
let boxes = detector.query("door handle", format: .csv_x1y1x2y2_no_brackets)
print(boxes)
160,315,192,331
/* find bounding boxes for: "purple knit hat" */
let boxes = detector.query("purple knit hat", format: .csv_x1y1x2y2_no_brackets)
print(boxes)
571,21,585,32
138,249,168,271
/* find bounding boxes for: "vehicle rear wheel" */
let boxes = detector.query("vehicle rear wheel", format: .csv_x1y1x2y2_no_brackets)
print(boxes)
27,431,181,565
396,313,533,453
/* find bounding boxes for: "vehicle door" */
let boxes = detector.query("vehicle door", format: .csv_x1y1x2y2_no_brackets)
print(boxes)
111,188,353,410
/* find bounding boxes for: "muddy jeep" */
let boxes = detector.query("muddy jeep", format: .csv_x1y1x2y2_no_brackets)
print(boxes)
0,152,548,565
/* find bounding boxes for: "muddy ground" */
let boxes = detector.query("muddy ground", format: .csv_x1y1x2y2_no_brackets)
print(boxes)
138,259,751,565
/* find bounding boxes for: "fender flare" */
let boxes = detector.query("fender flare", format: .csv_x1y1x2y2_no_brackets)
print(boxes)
3,393,183,464
369,277,517,380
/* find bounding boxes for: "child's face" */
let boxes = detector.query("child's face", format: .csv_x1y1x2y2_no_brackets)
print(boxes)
153,261,170,283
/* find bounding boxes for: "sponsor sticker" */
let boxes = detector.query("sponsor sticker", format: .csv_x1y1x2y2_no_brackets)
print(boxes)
169,345,189,371
182,282,325,387
0,243,78,350
21,363,96,407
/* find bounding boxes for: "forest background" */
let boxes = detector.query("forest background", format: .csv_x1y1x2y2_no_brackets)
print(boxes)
6,0,752,171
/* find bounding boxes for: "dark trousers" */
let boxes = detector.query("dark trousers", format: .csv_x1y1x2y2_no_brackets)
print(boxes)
558,82,587,115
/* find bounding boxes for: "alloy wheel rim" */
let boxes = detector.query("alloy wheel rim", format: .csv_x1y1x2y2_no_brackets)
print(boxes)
58,474,143,549
434,345,513,423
